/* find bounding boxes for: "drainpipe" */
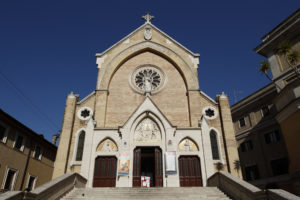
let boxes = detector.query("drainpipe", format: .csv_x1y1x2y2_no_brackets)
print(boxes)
20,141,32,190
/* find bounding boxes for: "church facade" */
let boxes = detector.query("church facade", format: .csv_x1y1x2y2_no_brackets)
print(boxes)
52,14,240,188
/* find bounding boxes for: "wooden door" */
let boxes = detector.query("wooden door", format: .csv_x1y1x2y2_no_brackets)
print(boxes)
179,156,202,187
154,148,163,187
132,148,141,187
93,156,117,187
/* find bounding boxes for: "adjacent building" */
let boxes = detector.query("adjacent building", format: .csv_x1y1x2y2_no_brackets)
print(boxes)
0,109,57,192
232,8,300,195
53,13,241,188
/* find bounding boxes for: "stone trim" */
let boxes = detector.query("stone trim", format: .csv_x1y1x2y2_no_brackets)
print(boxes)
70,128,86,166
95,22,199,58
209,127,224,164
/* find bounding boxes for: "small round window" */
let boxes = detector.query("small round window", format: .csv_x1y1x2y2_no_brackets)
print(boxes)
77,107,93,121
202,106,218,120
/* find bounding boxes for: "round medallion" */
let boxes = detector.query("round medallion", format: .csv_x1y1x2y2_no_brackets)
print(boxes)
202,106,218,120
77,107,93,121
129,64,167,95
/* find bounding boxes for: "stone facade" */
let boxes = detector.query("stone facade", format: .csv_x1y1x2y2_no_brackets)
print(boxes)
52,15,241,187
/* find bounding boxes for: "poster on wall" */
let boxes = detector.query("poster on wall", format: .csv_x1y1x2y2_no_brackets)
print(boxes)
165,151,177,174
118,153,130,176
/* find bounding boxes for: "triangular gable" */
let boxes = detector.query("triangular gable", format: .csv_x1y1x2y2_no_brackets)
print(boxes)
95,22,199,57
121,95,173,130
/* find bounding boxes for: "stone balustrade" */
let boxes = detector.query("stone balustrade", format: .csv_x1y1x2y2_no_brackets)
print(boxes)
207,171,300,200
0,173,87,200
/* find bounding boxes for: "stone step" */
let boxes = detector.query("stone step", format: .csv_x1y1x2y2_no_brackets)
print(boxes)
61,187,231,200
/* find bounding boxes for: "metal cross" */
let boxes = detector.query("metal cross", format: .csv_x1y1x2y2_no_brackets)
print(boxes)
142,13,154,23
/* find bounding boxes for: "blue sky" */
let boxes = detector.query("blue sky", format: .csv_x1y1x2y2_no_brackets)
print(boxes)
0,0,299,142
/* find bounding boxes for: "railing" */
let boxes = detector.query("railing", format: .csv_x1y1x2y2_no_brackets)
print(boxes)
207,172,300,200
267,189,300,200
0,173,87,200
207,172,265,200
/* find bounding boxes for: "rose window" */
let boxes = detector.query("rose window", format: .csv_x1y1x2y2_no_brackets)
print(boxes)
134,69,161,91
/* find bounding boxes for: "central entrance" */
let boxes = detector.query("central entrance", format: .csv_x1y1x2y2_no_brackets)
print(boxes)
133,147,163,187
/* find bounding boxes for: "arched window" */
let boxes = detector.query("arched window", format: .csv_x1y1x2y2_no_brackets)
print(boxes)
76,131,85,161
210,130,220,160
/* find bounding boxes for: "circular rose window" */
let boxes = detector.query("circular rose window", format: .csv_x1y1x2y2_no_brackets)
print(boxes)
129,64,167,95
135,69,161,91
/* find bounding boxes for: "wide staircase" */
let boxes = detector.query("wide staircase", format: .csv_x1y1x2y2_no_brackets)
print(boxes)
2,173,299,199
61,187,231,200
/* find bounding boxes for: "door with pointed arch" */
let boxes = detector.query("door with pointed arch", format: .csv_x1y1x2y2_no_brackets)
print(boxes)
178,156,202,186
132,147,163,187
93,156,117,187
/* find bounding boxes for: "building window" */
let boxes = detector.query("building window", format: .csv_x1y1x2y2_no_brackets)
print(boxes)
265,131,280,144
245,165,260,181
14,133,25,151
26,175,36,191
0,122,9,143
75,131,85,161
238,117,246,128
210,130,220,160
240,140,253,152
3,168,17,190
261,105,270,117
271,158,289,176
34,146,42,160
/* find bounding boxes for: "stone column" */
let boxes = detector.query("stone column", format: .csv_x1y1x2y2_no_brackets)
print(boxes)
52,92,77,179
218,92,242,178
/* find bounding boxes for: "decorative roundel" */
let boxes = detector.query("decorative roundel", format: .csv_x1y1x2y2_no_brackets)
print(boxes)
129,64,167,95
202,106,218,120
135,69,161,90
77,107,93,121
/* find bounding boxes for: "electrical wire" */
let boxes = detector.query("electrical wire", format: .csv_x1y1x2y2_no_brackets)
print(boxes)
0,69,59,132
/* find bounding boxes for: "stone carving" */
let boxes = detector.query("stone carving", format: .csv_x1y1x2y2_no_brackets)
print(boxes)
96,139,118,152
142,13,155,23
178,138,199,152
144,24,152,40
135,68,161,92
134,118,161,142
202,106,218,120
77,107,93,121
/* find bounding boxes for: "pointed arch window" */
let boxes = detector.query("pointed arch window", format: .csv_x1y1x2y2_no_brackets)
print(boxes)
210,130,220,160
76,131,85,161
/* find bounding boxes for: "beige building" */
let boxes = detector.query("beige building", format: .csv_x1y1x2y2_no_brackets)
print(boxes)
0,109,57,192
232,8,300,195
231,83,290,189
52,13,241,188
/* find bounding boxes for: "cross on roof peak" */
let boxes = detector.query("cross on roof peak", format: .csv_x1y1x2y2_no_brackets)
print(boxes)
142,13,154,23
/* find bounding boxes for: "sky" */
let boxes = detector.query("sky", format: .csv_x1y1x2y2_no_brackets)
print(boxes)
0,0,299,142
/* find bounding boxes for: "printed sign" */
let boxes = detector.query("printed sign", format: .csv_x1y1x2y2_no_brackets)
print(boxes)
118,153,130,176
165,151,177,174
141,176,151,187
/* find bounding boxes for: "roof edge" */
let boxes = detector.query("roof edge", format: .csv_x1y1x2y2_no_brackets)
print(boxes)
95,22,200,58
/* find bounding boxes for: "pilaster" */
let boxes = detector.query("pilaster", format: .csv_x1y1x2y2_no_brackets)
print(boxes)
217,92,242,178
52,92,77,179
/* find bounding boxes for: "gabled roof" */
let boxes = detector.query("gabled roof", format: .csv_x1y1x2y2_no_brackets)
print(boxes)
95,22,200,57
122,95,174,129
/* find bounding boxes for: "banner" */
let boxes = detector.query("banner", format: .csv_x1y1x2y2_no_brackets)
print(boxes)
118,153,130,176
165,151,176,174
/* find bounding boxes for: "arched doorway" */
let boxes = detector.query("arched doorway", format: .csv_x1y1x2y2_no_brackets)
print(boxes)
132,147,163,187
178,156,202,187
93,156,117,187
